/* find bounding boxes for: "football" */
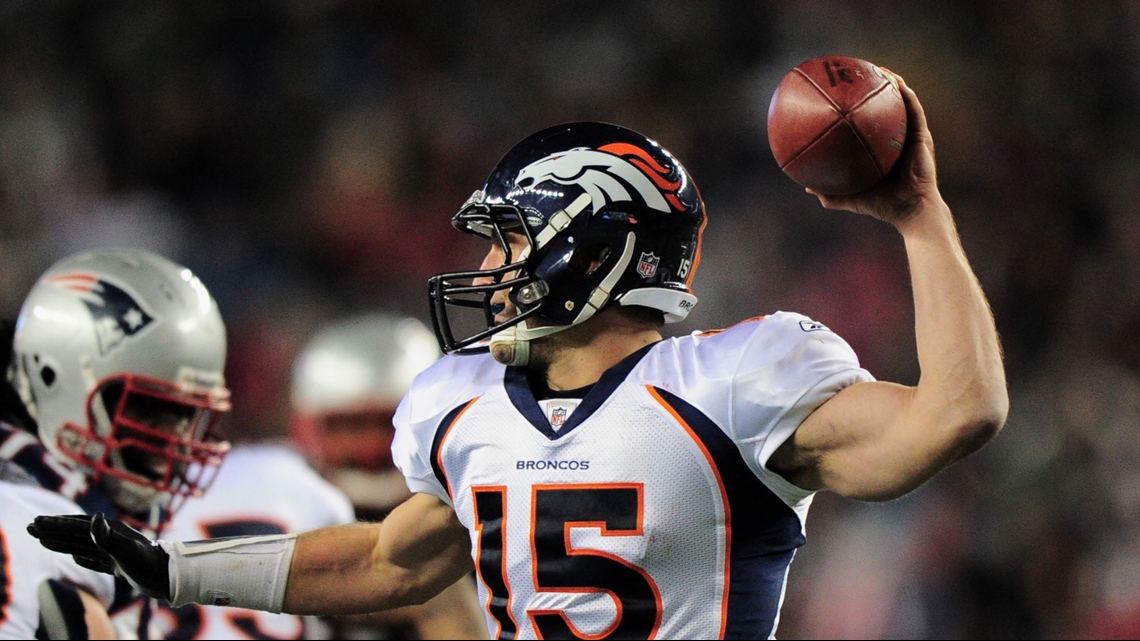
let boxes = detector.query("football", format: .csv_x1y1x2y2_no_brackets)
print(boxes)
767,55,907,195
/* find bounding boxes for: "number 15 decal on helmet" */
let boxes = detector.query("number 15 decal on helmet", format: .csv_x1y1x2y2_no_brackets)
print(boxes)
428,122,707,364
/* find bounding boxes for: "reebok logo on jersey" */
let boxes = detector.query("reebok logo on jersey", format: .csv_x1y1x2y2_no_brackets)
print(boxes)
516,460,591,471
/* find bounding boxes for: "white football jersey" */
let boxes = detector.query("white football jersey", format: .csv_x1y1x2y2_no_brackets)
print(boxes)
0,482,116,640
392,311,874,640
154,444,355,640
0,422,155,639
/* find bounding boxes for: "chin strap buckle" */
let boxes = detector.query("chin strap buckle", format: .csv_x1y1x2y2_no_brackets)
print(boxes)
490,326,531,366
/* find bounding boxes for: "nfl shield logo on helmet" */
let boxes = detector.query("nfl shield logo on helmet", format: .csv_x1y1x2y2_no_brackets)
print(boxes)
637,252,660,278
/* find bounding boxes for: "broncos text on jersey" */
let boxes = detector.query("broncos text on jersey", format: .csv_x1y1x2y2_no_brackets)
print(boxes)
392,311,874,640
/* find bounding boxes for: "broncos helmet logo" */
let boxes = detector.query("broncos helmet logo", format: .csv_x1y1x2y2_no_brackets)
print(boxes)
50,273,156,356
512,142,686,214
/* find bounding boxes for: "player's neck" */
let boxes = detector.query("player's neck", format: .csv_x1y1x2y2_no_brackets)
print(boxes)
530,311,662,391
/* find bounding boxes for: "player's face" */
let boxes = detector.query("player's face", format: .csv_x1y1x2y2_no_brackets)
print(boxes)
115,394,201,482
317,408,398,471
475,230,529,324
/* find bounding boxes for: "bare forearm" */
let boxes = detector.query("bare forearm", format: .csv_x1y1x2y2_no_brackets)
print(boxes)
899,198,1008,448
771,74,1009,500
283,523,410,615
283,495,475,616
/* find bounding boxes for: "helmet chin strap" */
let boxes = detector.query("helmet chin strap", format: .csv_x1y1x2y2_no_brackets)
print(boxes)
489,323,565,366
489,233,637,367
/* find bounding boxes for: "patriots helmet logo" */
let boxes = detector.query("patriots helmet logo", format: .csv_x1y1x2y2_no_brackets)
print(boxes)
50,273,156,355
512,142,687,215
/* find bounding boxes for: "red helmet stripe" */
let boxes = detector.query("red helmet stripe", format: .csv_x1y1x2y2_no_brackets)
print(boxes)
48,273,97,293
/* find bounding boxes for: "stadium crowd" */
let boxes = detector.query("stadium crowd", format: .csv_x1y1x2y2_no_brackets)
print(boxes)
1,1,1137,638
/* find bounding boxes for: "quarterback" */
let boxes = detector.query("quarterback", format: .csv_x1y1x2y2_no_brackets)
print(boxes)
29,73,1007,639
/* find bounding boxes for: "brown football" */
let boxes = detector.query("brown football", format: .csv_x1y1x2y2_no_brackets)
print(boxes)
767,56,907,195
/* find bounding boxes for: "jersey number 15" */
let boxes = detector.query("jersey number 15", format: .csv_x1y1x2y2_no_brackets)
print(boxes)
472,484,662,640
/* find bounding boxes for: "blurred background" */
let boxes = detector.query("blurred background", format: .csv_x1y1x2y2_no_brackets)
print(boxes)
1,0,1137,638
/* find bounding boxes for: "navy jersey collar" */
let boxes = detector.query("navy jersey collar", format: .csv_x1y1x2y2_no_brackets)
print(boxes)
0,422,121,519
504,341,658,440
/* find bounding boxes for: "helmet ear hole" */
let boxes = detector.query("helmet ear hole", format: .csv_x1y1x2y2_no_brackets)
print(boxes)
30,355,62,392
569,244,611,276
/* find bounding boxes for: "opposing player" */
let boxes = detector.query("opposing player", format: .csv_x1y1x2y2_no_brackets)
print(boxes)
290,313,442,523
155,313,485,640
291,312,486,639
30,74,1008,639
2,249,230,639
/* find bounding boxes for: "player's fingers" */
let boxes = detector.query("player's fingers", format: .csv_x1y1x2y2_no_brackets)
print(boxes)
806,188,852,212
34,537,102,558
90,512,112,544
28,516,99,544
892,74,929,137
92,512,146,557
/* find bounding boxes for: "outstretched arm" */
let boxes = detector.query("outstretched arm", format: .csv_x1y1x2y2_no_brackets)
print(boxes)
284,492,473,615
768,72,1009,501
29,493,474,618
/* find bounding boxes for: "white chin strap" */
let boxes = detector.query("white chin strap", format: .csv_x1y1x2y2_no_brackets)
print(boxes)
490,232,637,367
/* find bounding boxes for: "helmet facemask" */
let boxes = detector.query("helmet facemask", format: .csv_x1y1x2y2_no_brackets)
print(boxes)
58,372,231,527
295,405,410,516
428,123,707,365
428,193,551,356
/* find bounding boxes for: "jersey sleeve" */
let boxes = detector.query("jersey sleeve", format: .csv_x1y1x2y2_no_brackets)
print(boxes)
391,395,451,505
729,312,874,504
392,352,505,507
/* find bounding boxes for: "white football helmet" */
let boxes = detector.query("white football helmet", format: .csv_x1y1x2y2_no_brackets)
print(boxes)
9,249,231,528
291,313,439,514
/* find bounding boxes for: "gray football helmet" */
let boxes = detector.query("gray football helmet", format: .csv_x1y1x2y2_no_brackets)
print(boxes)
9,249,231,527
291,313,439,513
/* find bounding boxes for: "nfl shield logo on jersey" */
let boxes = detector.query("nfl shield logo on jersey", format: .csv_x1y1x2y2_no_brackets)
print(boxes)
637,252,660,278
550,407,567,428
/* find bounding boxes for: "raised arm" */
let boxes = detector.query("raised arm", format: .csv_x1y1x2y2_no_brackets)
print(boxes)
767,73,1009,501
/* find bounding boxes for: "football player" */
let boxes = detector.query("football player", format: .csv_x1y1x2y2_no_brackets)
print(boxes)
291,313,487,639
290,313,442,524
30,74,1008,639
154,313,485,640
2,248,230,639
